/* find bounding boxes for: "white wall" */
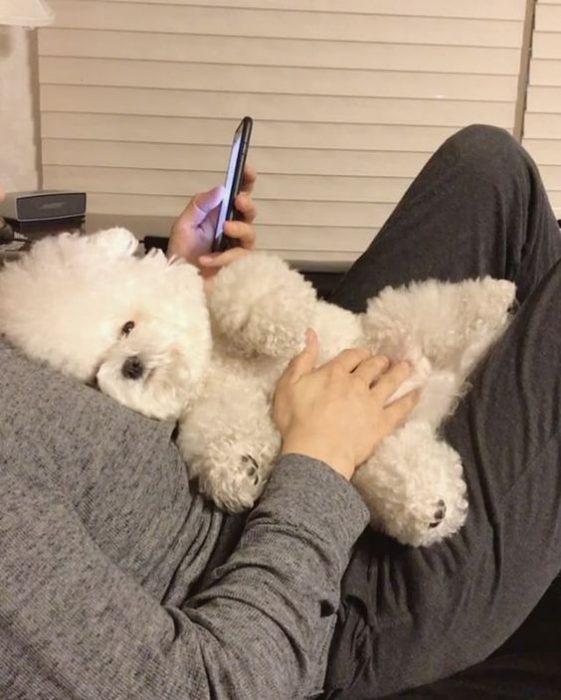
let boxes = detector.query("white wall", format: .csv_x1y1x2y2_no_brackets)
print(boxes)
0,25,39,193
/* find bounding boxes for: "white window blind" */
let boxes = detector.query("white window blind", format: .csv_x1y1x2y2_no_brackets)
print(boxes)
38,0,528,266
523,0,561,219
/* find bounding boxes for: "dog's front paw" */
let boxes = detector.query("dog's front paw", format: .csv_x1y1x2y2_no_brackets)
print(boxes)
88,227,139,259
353,421,468,547
208,252,317,358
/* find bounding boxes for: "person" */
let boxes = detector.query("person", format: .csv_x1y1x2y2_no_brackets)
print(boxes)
0,123,559,699
0,169,417,700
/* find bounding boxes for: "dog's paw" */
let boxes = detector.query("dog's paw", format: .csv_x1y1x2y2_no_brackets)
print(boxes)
179,411,282,514
353,421,468,547
87,227,139,259
242,454,263,487
196,452,269,512
477,277,516,322
428,499,447,528
208,252,317,358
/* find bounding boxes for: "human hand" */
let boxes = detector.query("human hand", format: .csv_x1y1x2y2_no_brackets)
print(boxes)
273,330,419,481
167,164,257,281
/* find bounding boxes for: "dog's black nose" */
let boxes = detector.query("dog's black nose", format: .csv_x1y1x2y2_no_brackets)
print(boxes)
121,355,144,380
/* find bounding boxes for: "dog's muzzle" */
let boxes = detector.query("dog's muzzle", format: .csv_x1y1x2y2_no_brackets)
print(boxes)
122,355,144,380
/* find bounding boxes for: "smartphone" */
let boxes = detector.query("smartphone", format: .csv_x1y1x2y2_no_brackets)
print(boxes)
212,116,253,252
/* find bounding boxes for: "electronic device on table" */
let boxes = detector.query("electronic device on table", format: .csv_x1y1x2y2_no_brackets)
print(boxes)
0,190,87,238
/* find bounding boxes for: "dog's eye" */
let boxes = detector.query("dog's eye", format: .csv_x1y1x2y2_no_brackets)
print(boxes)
121,321,135,337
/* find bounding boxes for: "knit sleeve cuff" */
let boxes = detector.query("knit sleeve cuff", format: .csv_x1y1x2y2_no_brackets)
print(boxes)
255,453,370,552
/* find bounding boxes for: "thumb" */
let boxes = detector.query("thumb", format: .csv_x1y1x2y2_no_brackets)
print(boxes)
186,185,225,225
286,328,319,382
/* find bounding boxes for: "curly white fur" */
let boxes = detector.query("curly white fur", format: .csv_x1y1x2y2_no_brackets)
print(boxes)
0,229,515,546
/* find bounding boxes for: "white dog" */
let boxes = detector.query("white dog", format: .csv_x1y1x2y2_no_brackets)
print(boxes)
0,228,515,546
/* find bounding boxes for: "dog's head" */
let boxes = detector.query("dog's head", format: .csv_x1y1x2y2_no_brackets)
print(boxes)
0,228,211,419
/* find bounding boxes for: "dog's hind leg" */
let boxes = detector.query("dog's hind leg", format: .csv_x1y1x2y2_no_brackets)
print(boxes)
352,421,468,547
177,366,281,512
362,277,515,372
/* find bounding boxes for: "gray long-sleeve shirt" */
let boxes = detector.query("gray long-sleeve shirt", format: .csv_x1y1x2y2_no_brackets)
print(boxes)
0,341,369,699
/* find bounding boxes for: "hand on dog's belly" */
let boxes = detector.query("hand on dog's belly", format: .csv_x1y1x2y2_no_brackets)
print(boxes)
273,331,420,482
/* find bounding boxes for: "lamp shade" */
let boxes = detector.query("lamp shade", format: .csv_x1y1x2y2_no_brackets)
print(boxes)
0,0,55,27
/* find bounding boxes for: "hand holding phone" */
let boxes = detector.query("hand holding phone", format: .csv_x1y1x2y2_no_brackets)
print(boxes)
212,116,253,252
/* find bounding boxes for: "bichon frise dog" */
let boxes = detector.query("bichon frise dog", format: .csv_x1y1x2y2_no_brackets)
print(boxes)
0,228,515,546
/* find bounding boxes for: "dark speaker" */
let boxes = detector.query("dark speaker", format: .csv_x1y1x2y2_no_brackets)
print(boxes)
0,190,87,235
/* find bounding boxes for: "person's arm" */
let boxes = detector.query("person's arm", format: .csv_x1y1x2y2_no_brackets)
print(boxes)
0,335,416,700
1,174,418,698
1,438,366,700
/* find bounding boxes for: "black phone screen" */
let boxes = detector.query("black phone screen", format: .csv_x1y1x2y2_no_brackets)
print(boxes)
213,116,253,252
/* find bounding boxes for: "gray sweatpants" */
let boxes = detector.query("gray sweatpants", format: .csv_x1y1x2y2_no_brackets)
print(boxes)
323,125,561,698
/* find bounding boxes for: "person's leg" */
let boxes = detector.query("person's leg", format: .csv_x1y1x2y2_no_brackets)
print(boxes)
322,125,561,698
331,124,561,310
383,653,561,700
381,575,561,699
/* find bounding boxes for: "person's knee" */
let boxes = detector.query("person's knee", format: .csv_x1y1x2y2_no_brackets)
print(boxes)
441,124,526,175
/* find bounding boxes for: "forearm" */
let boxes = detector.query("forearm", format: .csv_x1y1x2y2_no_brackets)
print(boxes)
1,453,368,700
186,455,369,697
